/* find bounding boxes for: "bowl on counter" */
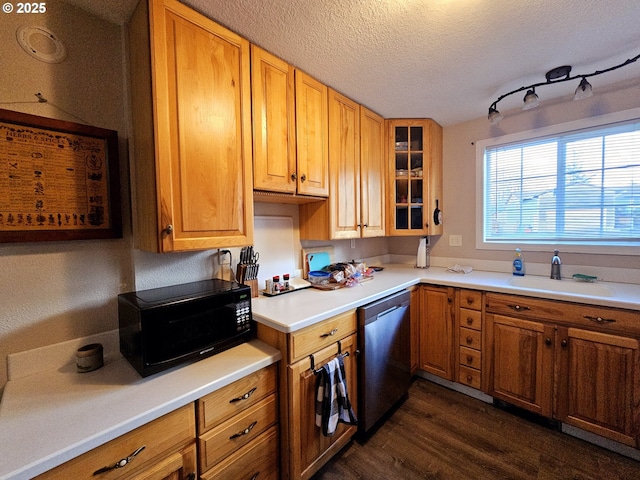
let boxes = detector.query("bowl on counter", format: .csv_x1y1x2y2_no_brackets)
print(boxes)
308,270,331,285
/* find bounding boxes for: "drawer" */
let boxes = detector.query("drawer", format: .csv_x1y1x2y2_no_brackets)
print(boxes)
35,404,195,480
459,289,483,311
459,365,481,389
459,308,482,331
197,364,277,432
199,394,278,472
200,426,279,480
289,310,357,363
460,327,481,350
485,292,640,336
459,346,481,369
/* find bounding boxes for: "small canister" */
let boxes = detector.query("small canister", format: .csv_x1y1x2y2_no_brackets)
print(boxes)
76,343,104,373
283,273,290,290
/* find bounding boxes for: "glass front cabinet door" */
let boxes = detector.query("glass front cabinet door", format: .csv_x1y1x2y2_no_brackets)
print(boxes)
387,119,443,236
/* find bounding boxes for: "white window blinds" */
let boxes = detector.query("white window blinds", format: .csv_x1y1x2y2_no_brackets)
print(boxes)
483,119,640,246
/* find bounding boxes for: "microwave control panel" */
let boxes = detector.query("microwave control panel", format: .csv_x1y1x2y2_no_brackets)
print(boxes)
236,299,251,332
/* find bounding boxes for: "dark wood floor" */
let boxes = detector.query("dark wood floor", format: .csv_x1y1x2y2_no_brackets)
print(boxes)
311,378,640,480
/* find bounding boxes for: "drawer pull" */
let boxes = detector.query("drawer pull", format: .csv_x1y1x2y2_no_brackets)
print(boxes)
230,420,257,439
466,375,473,383
545,337,552,346
93,445,145,475
583,315,616,324
251,473,260,480
320,328,338,338
466,297,474,305
466,355,474,364
230,387,257,403
466,336,473,345
466,317,474,325
508,304,530,312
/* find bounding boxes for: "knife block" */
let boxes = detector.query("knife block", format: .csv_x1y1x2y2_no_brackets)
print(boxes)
244,278,259,298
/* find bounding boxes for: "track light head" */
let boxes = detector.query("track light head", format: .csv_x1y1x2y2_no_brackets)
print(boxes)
488,106,504,125
522,88,539,110
574,77,593,100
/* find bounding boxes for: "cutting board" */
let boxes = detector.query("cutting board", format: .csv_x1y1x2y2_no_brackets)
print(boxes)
301,246,334,278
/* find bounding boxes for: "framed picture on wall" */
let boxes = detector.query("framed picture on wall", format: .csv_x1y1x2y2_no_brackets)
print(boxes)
0,108,122,243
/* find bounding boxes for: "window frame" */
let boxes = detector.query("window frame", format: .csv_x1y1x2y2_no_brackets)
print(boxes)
475,107,640,255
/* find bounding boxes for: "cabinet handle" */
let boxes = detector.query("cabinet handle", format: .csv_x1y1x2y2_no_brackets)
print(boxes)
229,387,257,403
466,317,474,325
230,420,257,439
508,304,530,312
466,375,473,383
583,315,616,324
186,474,196,480
320,328,338,338
561,339,568,348
466,297,474,305
545,337,552,346
162,224,173,235
251,473,260,480
291,172,297,181
93,446,145,475
466,336,473,345
466,355,473,364
300,174,307,182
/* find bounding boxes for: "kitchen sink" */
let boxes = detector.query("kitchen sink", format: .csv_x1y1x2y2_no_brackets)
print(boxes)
509,276,614,297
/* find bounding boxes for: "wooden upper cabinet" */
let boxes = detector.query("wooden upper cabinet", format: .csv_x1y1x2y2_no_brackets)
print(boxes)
251,45,296,194
295,70,329,197
300,100,386,241
129,0,253,252
386,119,443,236
359,107,386,238
327,89,361,239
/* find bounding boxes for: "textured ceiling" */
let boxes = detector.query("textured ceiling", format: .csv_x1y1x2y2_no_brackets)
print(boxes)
69,0,640,126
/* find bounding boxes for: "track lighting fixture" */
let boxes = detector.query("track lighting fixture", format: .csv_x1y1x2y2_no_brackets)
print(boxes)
487,52,640,124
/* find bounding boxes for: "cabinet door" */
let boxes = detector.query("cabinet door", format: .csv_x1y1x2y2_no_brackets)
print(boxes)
488,314,554,417
287,334,357,480
419,286,455,380
251,45,296,193
360,107,386,237
328,89,360,239
295,70,329,197
555,327,640,447
387,119,442,236
147,0,254,251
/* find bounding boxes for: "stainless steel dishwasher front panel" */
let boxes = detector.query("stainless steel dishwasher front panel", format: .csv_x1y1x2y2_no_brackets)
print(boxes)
358,289,412,433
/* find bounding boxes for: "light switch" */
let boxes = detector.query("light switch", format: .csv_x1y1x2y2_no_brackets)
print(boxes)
449,235,462,247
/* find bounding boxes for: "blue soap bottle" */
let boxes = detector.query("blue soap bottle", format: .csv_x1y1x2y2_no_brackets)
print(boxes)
512,248,525,276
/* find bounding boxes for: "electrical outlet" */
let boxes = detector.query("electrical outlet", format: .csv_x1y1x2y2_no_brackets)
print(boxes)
449,235,462,247
350,238,356,248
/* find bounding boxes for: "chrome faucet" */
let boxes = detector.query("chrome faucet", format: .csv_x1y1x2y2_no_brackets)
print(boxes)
551,249,561,280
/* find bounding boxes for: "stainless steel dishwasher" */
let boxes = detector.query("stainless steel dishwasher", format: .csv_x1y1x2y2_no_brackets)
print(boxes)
357,289,412,433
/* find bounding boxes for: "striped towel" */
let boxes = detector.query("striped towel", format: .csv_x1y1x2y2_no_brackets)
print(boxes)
315,355,358,436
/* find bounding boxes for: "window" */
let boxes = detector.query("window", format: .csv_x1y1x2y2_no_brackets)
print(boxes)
476,109,640,254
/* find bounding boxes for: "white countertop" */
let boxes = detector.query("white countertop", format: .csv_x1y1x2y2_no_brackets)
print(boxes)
252,265,640,332
0,339,281,480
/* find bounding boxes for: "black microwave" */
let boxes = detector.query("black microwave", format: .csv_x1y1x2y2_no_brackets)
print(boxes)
118,278,253,377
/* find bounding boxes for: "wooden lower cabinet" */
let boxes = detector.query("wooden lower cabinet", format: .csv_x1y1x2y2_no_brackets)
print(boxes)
555,327,640,446
419,285,455,380
196,364,279,479
487,314,554,417
35,405,196,480
257,311,358,480
486,292,640,448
